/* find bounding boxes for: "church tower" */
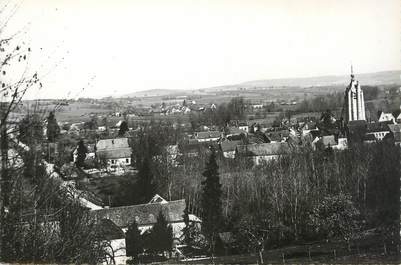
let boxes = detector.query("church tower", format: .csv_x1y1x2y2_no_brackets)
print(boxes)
345,66,366,123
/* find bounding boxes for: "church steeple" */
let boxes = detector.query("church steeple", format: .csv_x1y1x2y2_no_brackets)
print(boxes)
345,66,366,123
350,64,354,80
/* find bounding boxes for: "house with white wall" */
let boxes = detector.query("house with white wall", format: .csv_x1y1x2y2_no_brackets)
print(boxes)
235,142,290,165
96,138,132,172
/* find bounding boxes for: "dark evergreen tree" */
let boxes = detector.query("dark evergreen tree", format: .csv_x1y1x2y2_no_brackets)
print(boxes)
46,111,60,142
136,156,156,203
126,221,143,262
146,211,173,255
76,139,88,168
118,121,129,136
200,148,223,254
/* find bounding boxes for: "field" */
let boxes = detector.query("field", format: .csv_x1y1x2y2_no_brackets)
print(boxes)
53,102,113,122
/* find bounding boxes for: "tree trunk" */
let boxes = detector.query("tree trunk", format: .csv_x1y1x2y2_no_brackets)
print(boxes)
258,248,264,264
0,112,8,257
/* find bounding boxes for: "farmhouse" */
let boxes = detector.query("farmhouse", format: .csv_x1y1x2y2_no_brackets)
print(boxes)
96,138,132,171
193,131,221,142
220,140,243,158
236,142,290,165
238,122,249,133
91,195,201,242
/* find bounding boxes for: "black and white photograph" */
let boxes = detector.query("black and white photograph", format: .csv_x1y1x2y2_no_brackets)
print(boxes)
0,0,399,264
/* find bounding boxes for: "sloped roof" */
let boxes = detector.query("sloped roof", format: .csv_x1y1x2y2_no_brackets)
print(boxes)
220,140,243,153
149,194,168,204
70,122,85,130
248,133,269,144
195,131,221,139
363,133,376,142
96,138,130,150
389,124,401,132
96,219,125,240
265,130,290,141
366,122,390,133
97,148,132,159
379,112,395,122
115,120,124,127
227,127,247,135
91,199,186,227
236,142,289,157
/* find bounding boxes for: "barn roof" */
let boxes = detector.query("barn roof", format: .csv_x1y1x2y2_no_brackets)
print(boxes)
90,199,186,228
96,138,130,150
97,148,132,159
96,138,132,159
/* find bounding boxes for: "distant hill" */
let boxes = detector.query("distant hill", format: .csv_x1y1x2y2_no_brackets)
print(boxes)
204,70,401,91
122,88,186,98
120,70,401,98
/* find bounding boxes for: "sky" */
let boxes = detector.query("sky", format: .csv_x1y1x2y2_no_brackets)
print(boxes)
4,0,401,99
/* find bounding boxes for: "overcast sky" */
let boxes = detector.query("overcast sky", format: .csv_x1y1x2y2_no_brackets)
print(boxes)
6,0,401,99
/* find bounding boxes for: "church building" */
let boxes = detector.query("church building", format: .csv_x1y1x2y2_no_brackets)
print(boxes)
345,66,366,123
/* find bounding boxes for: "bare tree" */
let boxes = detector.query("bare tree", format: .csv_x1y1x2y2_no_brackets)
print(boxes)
0,2,42,255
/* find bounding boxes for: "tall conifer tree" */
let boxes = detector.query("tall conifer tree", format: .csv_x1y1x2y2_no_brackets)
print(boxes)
76,140,87,168
200,148,223,254
137,156,156,203
118,121,129,136
146,211,173,255
126,221,143,261
46,111,60,142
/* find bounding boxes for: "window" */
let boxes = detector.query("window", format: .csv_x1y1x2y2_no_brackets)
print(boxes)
126,158,129,163
111,160,115,164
